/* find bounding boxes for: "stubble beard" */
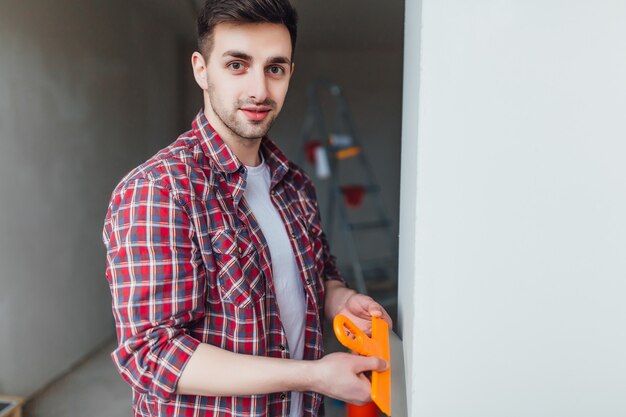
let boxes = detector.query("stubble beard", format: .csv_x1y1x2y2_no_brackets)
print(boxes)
207,83,278,141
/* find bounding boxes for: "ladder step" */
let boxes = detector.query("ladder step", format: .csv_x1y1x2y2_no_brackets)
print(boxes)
340,262,394,277
345,220,391,231
300,81,398,304
338,185,380,193
364,185,380,193
360,257,396,269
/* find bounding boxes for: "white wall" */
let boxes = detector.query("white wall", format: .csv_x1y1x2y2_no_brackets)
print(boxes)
0,0,198,397
401,1,626,416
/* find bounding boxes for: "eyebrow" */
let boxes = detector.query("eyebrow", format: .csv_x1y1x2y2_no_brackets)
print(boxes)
222,50,253,61
267,56,292,66
222,50,292,66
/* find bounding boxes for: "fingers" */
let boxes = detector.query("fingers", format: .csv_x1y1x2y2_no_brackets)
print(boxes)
366,303,393,328
356,295,390,320
314,353,376,405
341,293,394,332
352,376,374,406
348,294,382,317
354,356,389,374
379,309,394,328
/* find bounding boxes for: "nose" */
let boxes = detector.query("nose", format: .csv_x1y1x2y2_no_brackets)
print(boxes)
247,68,269,103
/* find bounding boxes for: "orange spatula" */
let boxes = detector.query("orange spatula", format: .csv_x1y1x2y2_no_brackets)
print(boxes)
334,314,407,416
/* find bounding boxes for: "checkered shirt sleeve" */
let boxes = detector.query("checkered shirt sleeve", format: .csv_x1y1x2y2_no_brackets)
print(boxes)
103,178,202,401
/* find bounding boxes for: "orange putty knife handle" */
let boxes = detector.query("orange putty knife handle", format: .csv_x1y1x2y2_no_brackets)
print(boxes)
333,314,382,357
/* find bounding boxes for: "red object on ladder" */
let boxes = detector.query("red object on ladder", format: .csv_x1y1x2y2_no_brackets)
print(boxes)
298,80,398,305
304,140,322,164
341,185,366,208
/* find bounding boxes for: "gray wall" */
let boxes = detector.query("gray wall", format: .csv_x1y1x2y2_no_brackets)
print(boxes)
401,1,626,415
0,0,198,397
270,1,405,276
397,0,421,413
271,47,404,268
0,0,403,399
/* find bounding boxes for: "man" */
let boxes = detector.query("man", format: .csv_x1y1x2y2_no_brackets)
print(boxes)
103,1,392,416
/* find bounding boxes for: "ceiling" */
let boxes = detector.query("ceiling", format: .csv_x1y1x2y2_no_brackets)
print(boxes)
191,0,405,50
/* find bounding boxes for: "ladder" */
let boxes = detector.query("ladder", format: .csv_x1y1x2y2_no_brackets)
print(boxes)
299,80,398,306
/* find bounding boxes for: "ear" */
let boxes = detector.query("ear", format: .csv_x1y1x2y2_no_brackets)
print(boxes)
191,51,209,90
290,62,296,77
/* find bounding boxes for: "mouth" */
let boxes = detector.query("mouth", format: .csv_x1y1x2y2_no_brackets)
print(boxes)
240,106,271,122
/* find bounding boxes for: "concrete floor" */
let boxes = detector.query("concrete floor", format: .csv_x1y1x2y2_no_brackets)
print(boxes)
24,339,131,417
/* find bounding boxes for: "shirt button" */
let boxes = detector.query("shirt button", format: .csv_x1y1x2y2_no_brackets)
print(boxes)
280,393,287,400
306,279,311,285
238,246,243,255
279,344,286,351
290,232,296,239
271,190,276,196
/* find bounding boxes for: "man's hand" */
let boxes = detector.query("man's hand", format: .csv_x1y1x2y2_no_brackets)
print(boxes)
337,292,393,336
325,280,393,336
310,352,388,405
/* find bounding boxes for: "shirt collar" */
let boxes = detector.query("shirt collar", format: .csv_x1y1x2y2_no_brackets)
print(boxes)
192,110,290,186
260,134,290,187
192,110,241,174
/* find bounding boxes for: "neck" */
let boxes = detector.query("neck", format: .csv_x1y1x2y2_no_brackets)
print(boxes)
224,135,263,167
203,108,262,167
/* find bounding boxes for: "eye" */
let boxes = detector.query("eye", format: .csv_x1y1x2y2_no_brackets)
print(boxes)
227,61,246,72
267,65,285,76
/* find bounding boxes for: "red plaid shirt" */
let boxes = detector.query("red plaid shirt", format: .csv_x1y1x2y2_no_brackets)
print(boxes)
103,111,344,417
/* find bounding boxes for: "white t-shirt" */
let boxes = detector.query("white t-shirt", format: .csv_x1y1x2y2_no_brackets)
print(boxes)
243,160,306,417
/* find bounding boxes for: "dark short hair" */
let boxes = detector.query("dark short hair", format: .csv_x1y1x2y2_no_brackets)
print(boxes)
197,0,298,59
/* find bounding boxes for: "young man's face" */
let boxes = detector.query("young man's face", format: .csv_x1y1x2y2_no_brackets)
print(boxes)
197,22,294,141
